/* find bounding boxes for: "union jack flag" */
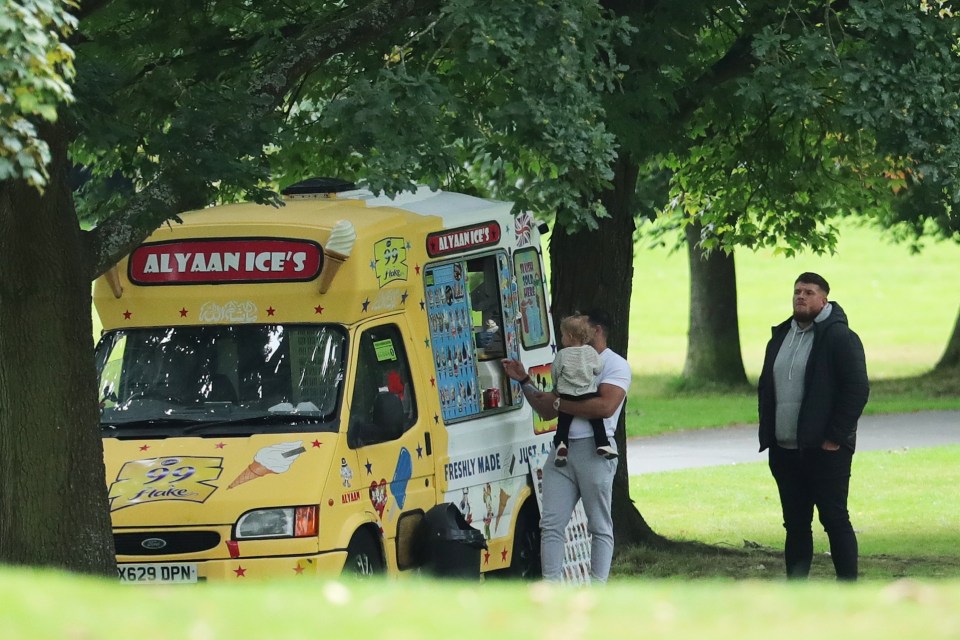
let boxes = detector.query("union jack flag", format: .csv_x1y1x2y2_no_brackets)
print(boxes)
514,210,533,247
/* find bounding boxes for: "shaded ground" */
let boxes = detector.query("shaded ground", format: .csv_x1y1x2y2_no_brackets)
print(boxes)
612,541,960,581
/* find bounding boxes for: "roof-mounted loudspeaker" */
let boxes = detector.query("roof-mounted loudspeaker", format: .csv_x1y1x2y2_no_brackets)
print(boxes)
281,177,357,196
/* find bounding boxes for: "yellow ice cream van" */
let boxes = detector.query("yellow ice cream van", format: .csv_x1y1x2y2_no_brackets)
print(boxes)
94,178,558,583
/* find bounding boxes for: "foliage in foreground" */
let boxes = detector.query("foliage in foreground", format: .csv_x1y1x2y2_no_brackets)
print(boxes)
2,568,960,640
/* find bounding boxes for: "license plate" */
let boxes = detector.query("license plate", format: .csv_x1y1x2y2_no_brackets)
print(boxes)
117,562,198,584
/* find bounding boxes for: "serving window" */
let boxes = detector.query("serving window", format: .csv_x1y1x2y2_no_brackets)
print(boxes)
424,253,521,423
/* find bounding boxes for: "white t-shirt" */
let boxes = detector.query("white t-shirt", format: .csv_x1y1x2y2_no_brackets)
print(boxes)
564,348,631,440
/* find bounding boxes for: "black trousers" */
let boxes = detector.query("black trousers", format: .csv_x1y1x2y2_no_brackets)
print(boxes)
768,444,858,580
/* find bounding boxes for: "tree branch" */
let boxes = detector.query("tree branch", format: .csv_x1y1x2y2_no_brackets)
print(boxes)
82,0,443,278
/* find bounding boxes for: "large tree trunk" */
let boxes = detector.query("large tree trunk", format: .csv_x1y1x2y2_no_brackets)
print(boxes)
550,154,668,548
934,304,960,371
682,221,748,387
0,122,115,575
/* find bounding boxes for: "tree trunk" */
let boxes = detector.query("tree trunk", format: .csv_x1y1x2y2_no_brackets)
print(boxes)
550,154,668,548
682,221,748,387
934,304,960,372
0,122,115,575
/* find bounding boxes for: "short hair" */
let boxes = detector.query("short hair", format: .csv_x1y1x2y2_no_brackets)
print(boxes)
583,308,613,337
795,272,830,295
559,315,594,344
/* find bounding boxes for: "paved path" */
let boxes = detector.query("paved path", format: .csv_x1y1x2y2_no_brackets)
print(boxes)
626,411,960,475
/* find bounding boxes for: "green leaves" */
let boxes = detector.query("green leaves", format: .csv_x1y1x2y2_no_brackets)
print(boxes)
272,0,628,229
0,0,77,189
636,1,960,253
65,0,629,247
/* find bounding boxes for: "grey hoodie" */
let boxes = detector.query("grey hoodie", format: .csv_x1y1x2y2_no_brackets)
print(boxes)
772,303,833,448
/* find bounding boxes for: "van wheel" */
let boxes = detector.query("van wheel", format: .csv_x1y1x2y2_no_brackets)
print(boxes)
492,502,541,580
344,531,384,577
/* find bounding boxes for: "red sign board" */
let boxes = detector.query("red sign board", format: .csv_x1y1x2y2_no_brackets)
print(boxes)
129,238,323,285
426,221,501,258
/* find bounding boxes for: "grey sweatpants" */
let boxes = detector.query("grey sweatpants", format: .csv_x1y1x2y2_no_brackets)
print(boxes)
540,437,617,582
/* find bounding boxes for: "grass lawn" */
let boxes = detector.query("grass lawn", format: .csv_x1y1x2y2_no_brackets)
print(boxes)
618,446,960,580
3,566,960,639
5,447,958,639
630,220,960,380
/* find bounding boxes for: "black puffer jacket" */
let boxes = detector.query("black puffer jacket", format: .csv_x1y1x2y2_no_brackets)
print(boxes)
758,301,870,452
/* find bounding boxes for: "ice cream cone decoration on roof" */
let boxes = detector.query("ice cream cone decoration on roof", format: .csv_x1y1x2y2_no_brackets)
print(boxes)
318,220,356,294
106,264,124,299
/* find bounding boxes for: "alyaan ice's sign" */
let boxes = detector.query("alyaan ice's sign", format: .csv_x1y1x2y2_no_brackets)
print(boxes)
426,221,501,258
129,238,323,285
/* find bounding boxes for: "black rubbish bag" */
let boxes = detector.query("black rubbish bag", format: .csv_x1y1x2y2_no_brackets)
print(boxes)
422,503,488,579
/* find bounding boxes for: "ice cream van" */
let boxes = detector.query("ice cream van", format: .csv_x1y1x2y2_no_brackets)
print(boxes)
94,178,558,583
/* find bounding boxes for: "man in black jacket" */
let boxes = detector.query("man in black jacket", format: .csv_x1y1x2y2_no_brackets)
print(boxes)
758,272,869,580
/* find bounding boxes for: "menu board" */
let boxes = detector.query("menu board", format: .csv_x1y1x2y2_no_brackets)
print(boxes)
496,253,523,406
425,262,481,421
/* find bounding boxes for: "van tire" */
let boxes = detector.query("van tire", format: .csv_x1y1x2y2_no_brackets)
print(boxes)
492,500,541,580
344,530,384,577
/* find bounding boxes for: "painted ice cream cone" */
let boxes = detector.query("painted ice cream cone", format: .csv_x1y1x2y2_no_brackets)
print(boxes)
228,441,305,489
318,220,356,293
228,461,275,488
494,487,511,529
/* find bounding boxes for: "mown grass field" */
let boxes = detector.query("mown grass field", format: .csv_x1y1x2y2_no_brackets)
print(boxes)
628,220,960,379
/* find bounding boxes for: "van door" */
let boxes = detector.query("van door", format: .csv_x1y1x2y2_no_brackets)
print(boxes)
346,319,434,571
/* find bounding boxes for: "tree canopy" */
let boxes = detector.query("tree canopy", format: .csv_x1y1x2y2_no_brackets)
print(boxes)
69,0,629,276
626,1,960,253
0,0,76,188
0,0,628,573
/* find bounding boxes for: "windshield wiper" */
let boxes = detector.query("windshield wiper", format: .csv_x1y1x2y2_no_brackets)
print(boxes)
101,417,210,440
180,413,325,434
102,417,206,429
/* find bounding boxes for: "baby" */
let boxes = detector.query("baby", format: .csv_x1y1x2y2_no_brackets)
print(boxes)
551,315,617,466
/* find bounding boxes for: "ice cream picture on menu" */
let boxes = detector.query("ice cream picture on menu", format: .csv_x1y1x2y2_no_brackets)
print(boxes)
318,219,357,293
229,441,306,489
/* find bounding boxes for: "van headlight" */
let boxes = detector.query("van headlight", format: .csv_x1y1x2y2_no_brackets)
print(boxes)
235,506,318,539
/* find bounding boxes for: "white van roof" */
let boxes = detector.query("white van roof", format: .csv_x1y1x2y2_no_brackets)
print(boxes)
336,186,515,226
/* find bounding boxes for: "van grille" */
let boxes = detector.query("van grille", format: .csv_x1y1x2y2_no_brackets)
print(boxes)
115,531,222,556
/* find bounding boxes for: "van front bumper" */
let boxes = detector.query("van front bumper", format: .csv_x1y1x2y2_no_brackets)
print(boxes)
117,551,348,583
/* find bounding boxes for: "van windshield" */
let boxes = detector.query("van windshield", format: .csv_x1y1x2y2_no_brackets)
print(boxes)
96,324,346,436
